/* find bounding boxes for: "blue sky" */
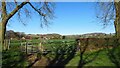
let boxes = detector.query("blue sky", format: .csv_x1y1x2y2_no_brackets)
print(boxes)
7,2,115,35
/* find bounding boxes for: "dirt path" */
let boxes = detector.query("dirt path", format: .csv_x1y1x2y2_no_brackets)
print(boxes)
27,54,49,67
32,56,49,67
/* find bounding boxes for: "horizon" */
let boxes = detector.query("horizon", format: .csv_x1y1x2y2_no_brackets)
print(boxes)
7,2,115,35
7,29,115,36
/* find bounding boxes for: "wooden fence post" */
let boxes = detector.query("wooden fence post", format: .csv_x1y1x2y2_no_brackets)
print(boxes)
7,39,10,50
25,42,27,54
4,39,8,50
76,39,81,51
20,42,22,51
3,40,5,50
31,44,33,53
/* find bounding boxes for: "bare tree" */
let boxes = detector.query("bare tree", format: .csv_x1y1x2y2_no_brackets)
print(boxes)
96,0,120,38
0,0,55,50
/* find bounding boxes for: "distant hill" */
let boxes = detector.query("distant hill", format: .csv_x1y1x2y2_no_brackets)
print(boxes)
82,33,106,37
6,30,115,39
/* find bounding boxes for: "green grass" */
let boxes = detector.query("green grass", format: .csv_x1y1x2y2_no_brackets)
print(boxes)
3,39,120,67
2,46,29,67
65,55,80,66
84,50,115,66
65,49,116,67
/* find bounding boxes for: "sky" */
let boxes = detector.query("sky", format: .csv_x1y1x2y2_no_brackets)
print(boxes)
7,2,115,35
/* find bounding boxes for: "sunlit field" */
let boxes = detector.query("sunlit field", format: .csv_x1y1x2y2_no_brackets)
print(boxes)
2,38,120,67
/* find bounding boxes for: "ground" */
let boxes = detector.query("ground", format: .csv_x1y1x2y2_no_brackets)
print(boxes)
27,54,49,67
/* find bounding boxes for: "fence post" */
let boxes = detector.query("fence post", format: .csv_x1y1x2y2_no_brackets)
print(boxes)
3,40,6,50
4,39,8,50
76,39,81,51
25,42,27,55
7,39,10,50
20,42,22,51
31,43,33,53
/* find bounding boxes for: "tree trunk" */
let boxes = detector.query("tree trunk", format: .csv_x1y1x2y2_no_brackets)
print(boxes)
0,21,7,51
0,1,7,51
0,23,2,52
114,1,120,38
0,2,27,51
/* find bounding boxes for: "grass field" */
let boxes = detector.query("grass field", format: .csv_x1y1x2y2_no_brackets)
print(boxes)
2,39,120,67
66,49,116,67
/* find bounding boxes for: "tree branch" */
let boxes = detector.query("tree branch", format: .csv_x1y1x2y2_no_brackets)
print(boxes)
2,2,7,20
7,2,28,20
28,2,46,16
45,2,52,13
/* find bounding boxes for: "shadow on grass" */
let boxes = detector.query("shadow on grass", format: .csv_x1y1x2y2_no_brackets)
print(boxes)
77,38,101,68
27,58,39,68
105,38,120,68
46,42,77,68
